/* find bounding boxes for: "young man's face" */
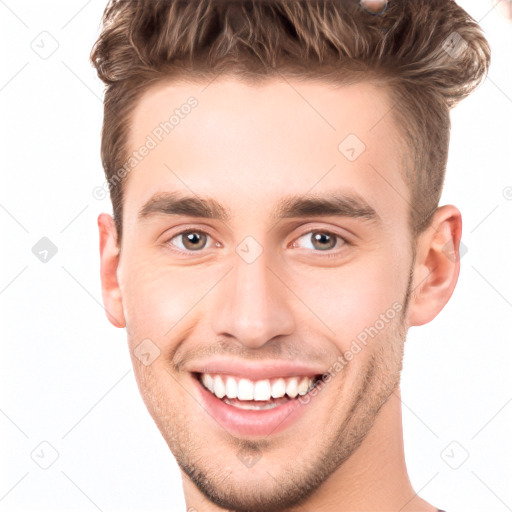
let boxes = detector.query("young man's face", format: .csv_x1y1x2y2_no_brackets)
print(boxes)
102,78,423,509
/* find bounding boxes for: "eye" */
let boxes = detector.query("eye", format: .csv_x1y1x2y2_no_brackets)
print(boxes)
291,230,348,252
166,230,217,252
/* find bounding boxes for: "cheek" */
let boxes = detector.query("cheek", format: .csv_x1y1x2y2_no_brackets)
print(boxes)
120,253,220,344
123,263,175,339
291,249,408,354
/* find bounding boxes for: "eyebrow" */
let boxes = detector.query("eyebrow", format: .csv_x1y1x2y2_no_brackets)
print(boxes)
138,191,380,224
138,192,230,221
274,193,379,223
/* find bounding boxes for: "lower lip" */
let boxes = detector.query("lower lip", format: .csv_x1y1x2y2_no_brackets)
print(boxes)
193,376,319,438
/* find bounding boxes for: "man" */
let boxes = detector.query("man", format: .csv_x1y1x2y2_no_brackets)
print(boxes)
92,0,490,510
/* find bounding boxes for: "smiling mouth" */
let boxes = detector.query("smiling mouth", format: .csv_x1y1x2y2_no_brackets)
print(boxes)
195,372,322,410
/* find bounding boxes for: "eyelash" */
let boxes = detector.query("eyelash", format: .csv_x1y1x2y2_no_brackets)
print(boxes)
164,226,351,258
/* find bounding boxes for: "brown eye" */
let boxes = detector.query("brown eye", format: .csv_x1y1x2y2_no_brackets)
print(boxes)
310,232,337,251
292,230,346,252
169,231,210,251
182,232,208,250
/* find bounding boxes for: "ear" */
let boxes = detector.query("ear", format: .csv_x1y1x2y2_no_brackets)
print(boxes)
98,213,126,328
406,205,463,327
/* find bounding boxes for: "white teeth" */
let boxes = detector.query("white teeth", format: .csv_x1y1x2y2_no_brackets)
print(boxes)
225,376,238,399
285,378,298,398
297,377,310,396
237,379,254,400
253,380,272,401
213,375,226,399
271,378,286,398
200,373,317,402
203,373,214,393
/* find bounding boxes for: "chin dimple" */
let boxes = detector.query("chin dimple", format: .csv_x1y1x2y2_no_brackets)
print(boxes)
199,373,317,401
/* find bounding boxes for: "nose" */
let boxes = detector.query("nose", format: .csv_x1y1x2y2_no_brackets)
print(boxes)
210,251,295,349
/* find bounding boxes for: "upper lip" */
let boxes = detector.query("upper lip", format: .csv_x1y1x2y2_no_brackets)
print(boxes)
188,359,325,380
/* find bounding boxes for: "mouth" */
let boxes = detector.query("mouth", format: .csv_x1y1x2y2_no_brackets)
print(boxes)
192,371,324,437
197,372,319,408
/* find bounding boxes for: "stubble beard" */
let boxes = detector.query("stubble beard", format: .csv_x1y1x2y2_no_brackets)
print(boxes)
136,265,414,512
157,317,408,512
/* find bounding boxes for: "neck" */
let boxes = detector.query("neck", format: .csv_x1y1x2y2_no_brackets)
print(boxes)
182,384,438,512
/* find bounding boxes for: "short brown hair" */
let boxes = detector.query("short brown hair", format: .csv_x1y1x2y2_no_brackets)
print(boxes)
90,0,490,244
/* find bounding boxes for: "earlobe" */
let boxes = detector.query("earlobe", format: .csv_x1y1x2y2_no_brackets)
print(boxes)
98,213,126,328
406,205,462,327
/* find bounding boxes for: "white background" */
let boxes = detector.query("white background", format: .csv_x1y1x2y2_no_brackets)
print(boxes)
0,1,511,511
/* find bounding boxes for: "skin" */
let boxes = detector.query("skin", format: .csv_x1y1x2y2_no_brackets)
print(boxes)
98,77,461,511
360,0,388,14
492,0,512,22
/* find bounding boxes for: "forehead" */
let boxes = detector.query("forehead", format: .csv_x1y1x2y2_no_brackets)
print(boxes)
123,76,409,228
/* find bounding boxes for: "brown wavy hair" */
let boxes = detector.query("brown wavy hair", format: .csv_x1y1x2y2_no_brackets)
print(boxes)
90,0,490,243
